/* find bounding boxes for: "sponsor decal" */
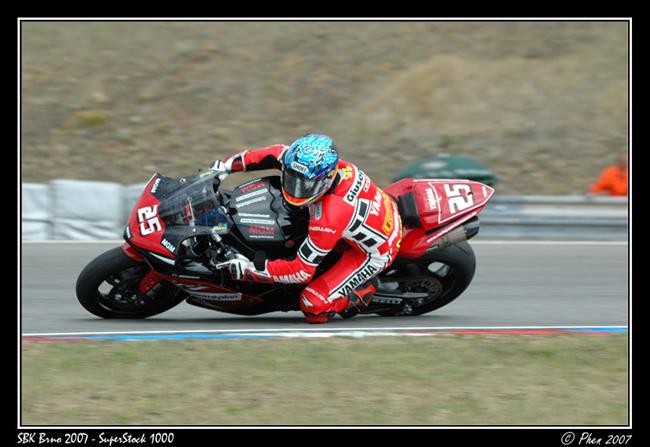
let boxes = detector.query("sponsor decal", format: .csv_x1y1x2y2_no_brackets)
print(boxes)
362,176,371,192
161,238,176,253
344,169,366,204
178,284,242,301
235,188,269,202
241,218,277,225
273,270,311,284
194,292,242,301
236,188,269,202
237,195,267,208
170,273,201,279
304,286,327,303
369,190,382,216
291,161,310,174
381,193,394,235
248,225,276,239
425,187,438,211
150,178,162,194
341,165,353,180
239,178,263,189
309,226,336,234
239,213,271,218
249,225,275,235
372,296,403,305
336,263,380,298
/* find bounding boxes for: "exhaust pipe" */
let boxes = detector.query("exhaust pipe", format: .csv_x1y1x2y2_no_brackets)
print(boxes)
427,217,480,251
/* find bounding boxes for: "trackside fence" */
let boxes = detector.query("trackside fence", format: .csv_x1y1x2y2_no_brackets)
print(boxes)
21,181,628,241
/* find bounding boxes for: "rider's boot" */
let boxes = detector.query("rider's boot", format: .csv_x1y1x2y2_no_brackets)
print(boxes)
339,278,378,319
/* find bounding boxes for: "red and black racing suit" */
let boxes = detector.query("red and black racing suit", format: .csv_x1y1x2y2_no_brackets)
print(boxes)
224,145,403,323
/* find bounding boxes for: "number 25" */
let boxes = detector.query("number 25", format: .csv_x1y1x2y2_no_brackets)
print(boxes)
137,205,161,235
444,184,474,214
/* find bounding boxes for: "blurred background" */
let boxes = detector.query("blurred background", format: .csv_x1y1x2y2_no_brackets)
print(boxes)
21,21,628,195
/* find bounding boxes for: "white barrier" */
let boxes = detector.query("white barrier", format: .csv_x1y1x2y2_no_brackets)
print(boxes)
21,183,51,240
20,180,629,241
49,179,124,240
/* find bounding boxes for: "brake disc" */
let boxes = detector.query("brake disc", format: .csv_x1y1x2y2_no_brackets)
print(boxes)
402,276,443,301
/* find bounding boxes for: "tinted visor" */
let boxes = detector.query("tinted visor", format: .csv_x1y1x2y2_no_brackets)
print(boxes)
282,169,331,200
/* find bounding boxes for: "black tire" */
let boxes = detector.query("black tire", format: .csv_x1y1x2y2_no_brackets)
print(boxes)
377,241,476,316
75,247,186,319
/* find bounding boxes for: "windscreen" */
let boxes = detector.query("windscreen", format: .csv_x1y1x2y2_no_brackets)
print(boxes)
155,172,232,247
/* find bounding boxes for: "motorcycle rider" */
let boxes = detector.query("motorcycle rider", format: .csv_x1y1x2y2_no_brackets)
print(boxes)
212,133,403,323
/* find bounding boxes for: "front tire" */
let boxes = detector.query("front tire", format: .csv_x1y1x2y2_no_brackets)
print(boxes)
75,247,186,319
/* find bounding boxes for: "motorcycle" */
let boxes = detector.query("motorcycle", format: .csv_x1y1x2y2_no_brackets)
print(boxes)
75,169,494,319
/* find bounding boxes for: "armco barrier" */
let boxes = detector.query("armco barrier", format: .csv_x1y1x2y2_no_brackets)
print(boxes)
479,195,628,240
20,181,629,241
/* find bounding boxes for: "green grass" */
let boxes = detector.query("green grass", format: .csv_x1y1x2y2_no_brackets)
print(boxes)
21,334,628,425
20,21,628,193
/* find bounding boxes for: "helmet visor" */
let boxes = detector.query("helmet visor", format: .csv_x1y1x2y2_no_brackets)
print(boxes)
281,169,332,201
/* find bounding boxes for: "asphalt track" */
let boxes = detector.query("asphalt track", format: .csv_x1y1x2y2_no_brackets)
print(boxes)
20,241,629,335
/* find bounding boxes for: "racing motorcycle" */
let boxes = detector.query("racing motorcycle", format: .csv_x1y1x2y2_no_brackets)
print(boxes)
76,169,494,319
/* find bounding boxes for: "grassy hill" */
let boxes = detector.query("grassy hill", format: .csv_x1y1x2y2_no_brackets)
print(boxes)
20,21,628,194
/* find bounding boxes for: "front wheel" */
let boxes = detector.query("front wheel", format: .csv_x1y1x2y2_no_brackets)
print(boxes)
75,247,186,319
376,241,476,316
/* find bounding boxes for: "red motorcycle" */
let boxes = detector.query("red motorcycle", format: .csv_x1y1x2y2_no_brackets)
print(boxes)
76,170,494,319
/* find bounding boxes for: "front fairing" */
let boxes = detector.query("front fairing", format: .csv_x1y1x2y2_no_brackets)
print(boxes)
125,171,233,258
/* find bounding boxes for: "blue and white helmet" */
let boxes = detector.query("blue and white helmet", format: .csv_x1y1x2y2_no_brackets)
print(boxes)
281,134,339,206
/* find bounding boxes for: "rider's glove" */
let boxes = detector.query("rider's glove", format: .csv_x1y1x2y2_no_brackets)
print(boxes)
215,253,273,283
210,160,230,182
215,254,254,281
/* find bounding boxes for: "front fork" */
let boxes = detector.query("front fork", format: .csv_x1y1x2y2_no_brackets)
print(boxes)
121,243,166,295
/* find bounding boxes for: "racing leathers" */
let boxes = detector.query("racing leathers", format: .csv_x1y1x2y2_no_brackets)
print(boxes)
219,144,403,323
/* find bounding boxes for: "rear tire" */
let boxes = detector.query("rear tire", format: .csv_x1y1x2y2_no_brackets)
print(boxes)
75,247,186,319
376,241,476,316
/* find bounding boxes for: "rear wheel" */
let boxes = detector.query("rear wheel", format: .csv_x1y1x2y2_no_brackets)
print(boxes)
75,247,186,319
376,241,476,316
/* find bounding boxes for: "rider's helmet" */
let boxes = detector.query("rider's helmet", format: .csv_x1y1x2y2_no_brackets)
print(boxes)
281,134,340,206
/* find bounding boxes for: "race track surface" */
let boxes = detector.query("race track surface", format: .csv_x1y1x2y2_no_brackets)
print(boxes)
20,241,629,335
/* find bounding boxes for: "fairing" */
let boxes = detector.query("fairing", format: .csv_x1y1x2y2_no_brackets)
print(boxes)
125,172,232,258
385,178,495,258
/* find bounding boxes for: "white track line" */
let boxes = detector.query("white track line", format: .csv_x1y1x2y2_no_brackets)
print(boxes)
471,240,628,245
21,239,628,245
22,325,629,338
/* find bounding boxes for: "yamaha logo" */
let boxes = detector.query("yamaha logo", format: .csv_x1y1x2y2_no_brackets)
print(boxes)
425,187,438,211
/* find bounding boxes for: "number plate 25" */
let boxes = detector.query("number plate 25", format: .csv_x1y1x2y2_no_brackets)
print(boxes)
137,205,162,236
